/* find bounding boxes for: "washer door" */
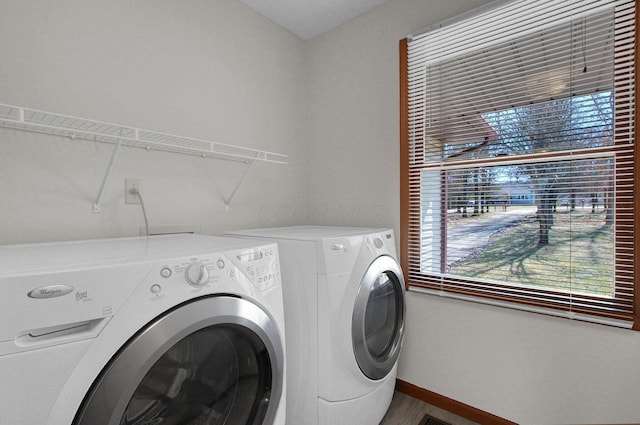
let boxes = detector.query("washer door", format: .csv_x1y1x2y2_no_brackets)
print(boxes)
352,255,406,380
73,296,284,425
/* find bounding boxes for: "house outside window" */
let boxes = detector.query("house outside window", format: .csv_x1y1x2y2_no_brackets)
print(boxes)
400,0,638,327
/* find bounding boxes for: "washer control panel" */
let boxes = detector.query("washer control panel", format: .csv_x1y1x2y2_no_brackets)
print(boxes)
232,246,279,289
148,245,280,299
238,246,279,287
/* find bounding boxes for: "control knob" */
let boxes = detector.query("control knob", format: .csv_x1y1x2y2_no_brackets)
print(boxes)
185,261,209,287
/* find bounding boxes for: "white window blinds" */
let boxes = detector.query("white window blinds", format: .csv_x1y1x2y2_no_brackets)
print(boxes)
401,0,637,327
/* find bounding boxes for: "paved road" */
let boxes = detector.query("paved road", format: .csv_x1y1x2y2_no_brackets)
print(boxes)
447,207,536,266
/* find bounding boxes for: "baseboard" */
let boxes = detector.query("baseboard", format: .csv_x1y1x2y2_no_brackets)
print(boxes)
395,379,518,425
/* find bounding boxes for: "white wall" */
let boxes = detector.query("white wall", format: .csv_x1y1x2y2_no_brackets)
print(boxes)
0,0,307,244
305,0,640,424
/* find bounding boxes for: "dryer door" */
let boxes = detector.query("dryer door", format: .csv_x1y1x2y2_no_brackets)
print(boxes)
73,296,284,425
352,255,406,380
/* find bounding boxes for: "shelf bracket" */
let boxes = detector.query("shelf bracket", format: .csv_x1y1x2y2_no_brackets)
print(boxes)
92,128,125,214
223,158,257,211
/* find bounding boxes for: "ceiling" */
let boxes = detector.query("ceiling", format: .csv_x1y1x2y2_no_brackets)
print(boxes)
239,0,388,40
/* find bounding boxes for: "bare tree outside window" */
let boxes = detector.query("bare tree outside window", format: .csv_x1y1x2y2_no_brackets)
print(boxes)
432,93,615,296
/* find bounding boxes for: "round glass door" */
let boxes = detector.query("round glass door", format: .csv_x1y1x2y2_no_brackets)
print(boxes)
74,296,284,425
352,255,405,380
122,325,270,425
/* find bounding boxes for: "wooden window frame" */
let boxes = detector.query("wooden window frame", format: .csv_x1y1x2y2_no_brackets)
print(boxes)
399,3,640,329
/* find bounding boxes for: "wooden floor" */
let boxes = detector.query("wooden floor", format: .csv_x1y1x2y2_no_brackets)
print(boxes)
379,392,480,425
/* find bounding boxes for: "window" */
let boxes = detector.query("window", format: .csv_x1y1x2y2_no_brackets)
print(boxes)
400,0,638,327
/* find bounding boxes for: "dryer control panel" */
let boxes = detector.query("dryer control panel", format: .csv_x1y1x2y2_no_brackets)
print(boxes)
318,230,396,275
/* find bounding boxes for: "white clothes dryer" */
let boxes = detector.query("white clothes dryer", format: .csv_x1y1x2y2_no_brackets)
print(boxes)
225,226,405,425
0,234,286,425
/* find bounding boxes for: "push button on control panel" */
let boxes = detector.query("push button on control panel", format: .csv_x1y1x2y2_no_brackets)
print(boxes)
160,267,172,278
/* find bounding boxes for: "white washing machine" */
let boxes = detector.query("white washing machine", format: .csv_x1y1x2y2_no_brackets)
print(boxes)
0,234,286,425
225,226,405,425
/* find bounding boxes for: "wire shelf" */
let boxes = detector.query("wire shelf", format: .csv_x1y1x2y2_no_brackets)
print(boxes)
0,103,288,164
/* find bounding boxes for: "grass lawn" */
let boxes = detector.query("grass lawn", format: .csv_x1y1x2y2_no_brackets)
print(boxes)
448,208,614,297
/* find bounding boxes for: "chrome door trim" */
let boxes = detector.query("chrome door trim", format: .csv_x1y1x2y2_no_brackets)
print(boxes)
74,295,284,425
352,255,406,380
